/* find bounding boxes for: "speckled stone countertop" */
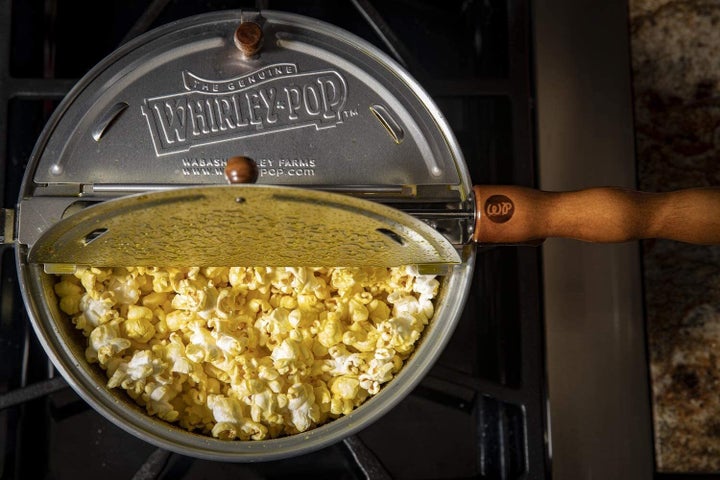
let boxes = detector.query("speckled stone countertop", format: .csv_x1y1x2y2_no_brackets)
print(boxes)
629,0,720,472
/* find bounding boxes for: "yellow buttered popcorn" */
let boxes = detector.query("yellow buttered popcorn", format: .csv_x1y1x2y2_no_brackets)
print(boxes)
54,266,439,440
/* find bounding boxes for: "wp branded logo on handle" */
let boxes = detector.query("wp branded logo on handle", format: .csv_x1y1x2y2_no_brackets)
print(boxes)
142,63,347,156
484,195,515,223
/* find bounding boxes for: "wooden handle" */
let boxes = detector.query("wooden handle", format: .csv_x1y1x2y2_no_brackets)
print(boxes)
472,185,720,245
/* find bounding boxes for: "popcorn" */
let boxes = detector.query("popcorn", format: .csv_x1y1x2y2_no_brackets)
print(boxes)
55,265,438,440
86,322,131,364
122,305,156,342
329,375,364,415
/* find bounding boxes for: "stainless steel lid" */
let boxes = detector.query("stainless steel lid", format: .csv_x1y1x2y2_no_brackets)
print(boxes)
17,9,473,256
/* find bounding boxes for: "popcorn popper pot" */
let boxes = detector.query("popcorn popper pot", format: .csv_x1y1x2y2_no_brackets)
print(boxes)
8,9,720,462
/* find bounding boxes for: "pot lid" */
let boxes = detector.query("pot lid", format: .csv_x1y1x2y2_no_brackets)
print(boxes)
30,9,467,195
28,185,461,272
17,9,474,260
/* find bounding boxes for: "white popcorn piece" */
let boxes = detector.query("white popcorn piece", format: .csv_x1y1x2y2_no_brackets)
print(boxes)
145,383,180,422
326,345,367,376
165,333,192,374
207,394,243,423
287,383,319,432
122,305,156,343
108,273,141,305
86,323,131,365
79,293,117,329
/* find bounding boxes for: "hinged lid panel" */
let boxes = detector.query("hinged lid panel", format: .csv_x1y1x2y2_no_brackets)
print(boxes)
28,185,462,268
31,11,468,197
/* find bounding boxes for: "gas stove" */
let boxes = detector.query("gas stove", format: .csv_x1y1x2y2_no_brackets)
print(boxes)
0,1,550,478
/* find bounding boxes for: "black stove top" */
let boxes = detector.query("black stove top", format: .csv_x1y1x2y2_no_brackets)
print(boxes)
0,1,548,478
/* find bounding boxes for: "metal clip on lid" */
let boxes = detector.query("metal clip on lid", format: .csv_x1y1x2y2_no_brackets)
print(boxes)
1,208,14,249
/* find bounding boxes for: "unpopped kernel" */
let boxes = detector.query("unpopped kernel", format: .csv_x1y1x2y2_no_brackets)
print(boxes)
54,266,438,440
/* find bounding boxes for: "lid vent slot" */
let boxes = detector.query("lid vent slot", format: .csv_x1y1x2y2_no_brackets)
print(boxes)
92,102,129,141
376,227,405,246
82,228,108,246
370,104,404,144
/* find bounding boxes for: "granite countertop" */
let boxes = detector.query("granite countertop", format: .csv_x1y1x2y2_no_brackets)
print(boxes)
629,0,720,472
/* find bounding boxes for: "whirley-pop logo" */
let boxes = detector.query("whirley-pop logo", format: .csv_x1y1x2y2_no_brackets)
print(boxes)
141,63,347,156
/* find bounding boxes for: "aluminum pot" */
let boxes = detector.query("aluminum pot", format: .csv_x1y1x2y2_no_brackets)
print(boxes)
14,10,477,461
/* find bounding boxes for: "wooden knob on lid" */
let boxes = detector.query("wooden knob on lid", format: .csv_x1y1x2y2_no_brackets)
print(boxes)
234,22,263,57
225,156,258,184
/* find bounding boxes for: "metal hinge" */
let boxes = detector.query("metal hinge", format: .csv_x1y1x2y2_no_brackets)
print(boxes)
1,208,15,248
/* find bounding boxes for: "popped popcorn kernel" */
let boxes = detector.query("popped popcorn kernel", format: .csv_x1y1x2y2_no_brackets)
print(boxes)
55,266,438,440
